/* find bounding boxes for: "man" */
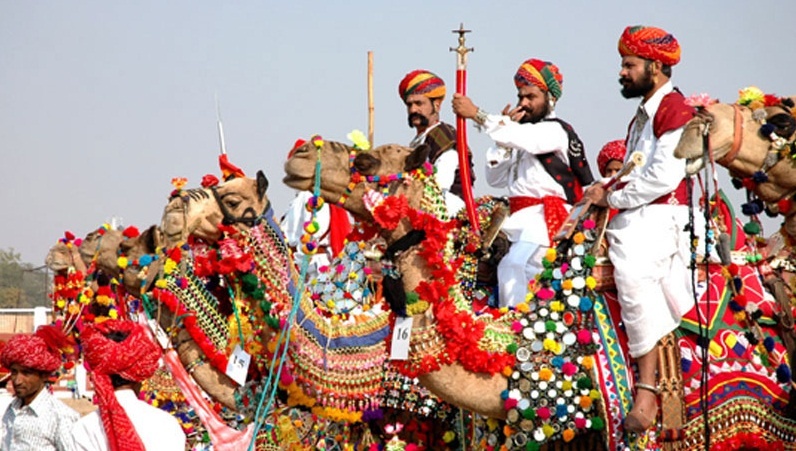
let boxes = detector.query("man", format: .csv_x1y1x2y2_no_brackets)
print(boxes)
72,320,185,450
0,326,79,450
597,139,627,179
399,69,474,217
583,25,696,432
452,58,594,307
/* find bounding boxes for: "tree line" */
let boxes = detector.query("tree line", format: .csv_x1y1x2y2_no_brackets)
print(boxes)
0,248,51,309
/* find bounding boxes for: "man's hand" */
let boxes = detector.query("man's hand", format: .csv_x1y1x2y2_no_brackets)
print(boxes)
583,184,609,208
452,93,478,119
501,104,525,122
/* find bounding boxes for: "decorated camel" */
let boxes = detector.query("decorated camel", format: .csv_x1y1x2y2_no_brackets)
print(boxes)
279,137,796,450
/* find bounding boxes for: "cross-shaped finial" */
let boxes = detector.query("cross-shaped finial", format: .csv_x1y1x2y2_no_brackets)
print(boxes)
450,23,474,69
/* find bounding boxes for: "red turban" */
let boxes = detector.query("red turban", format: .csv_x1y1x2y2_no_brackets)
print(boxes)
0,325,68,373
514,59,563,101
618,25,681,66
398,70,446,102
82,320,161,451
597,140,627,177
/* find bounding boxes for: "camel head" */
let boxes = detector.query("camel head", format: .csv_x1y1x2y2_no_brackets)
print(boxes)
45,240,86,274
160,172,270,246
283,139,431,225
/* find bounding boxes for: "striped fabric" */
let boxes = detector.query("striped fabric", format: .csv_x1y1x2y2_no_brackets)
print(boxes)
618,25,681,66
398,70,445,102
1,389,79,450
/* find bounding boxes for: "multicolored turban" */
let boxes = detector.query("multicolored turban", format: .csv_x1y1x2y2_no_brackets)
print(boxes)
597,140,627,177
82,320,161,451
398,70,446,102
514,59,563,101
0,325,67,373
618,25,681,66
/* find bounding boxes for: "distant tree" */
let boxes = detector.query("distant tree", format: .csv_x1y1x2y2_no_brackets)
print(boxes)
0,248,51,308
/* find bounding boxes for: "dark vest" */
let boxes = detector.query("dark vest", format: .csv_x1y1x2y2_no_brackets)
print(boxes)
421,122,475,197
538,118,595,204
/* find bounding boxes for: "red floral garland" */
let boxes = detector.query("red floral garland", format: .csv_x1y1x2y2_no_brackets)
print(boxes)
378,195,515,377
711,432,784,451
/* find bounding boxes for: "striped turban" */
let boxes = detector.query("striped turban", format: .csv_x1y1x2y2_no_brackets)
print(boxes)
618,25,681,66
597,140,627,177
514,59,563,101
0,325,67,373
399,70,446,102
82,320,161,451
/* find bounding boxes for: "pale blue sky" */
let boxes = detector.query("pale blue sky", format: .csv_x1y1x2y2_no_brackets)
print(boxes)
2,1,794,263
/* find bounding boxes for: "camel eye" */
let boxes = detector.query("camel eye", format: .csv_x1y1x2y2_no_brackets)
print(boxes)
224,199,240,209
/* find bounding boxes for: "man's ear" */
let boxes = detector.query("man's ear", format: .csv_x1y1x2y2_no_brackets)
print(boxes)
432,98,443,113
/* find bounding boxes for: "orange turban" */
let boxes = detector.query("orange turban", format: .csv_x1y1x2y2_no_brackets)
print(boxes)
597,140,627,177
398,70,446,102
82,320,161,451
514,59,563,101
0,325,68,373
618,25,681,66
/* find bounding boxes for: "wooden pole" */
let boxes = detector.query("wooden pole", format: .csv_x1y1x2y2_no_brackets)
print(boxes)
368,51,374,147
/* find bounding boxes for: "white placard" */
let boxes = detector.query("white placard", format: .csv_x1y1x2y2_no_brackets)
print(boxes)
225,345,251,386
148,319,171,350
390,316,413,360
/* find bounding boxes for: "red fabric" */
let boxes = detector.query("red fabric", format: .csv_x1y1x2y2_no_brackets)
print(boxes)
653,91,696,138
509,196,569,245
0,325,66,373
597,140,627,177
82,320,161,451
218,154,246,181
398,70,446,102
328,204,352,257
618,25,681,66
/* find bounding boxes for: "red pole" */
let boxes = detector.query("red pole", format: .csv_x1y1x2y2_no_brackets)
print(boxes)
451,24,480,236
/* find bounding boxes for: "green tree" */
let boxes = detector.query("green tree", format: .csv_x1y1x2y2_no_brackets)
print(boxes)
0,248,51,308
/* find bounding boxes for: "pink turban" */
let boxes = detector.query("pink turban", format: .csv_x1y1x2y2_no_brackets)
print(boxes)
398,70,446,102
618,25,681,66
514,59,563,100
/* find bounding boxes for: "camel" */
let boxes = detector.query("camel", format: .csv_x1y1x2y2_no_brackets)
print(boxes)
281,139,796,450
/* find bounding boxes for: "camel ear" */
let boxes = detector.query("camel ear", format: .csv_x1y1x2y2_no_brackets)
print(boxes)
405,144,430,171
256,171,269,200
141,225,161,253
353,153,381,175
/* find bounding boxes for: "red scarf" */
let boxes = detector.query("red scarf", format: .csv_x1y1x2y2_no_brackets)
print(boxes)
509,195,569,245
82,320,161,451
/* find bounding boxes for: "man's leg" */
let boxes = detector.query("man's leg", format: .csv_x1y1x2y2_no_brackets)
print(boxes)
497,241,540,307
625,346,659,432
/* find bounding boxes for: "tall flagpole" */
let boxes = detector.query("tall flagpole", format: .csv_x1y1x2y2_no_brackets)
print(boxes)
367,51,375,147
451,23,480,236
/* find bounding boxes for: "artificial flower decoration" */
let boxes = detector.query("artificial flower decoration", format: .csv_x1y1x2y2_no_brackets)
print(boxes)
171,177,188,190
347,129,371,151
737,86,765,107
312,134,324,148
201,174,219,188
685,93,717,109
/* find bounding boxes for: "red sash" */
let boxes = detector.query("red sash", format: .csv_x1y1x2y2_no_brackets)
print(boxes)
509,196,569,245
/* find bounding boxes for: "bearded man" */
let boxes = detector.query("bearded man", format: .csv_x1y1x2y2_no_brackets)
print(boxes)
0,326,79,450
400,69,474,217
583,25,696,432
452,58,594,307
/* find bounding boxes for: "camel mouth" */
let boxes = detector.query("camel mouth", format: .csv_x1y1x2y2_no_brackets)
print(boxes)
685,157,705,175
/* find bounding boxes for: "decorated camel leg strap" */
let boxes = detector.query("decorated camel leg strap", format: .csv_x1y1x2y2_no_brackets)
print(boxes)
657,332,685,434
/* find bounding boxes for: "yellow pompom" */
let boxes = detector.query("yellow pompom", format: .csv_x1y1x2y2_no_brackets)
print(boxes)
545,248,557,262
573,232,585,244
585,276,597,289
543,424,555,437
117,256,128,269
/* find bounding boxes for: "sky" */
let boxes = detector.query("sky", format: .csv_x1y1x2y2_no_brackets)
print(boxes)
2,1,794,264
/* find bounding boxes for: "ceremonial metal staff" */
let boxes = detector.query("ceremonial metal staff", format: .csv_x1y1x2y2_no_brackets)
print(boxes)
451,23,480,236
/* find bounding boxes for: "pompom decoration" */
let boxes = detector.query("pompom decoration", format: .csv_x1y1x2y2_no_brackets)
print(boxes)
776,363,792,383
743,221,761,236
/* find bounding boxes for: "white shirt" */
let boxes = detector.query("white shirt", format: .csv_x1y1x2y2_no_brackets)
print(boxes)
410,122,465,216
1,388,79,451
607,81,687,210
71,389,185,451
480,111,570,200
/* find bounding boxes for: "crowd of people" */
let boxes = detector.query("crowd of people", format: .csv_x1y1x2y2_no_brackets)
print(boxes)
0,24,695,448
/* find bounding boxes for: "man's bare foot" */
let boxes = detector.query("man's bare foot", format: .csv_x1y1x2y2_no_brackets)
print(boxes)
625,383,658,433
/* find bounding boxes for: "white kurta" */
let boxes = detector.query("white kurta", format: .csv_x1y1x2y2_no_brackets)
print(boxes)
480,112,571,307
606,81,695,357
281,190,333,274
410,122,465,218
72,389,185,451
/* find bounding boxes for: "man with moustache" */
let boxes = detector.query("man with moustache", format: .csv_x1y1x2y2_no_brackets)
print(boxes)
0,326,79,450
583,25,696,432
399,69,474,217
452,58,594,307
